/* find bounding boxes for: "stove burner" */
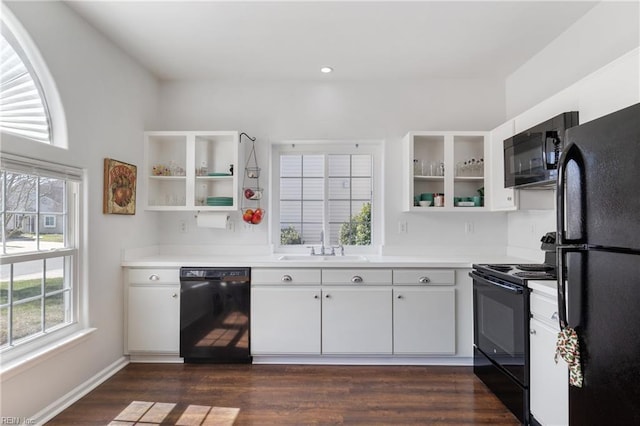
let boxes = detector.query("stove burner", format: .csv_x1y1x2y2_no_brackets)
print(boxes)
486,264,513,272
516,263,554,272
514,271,556,279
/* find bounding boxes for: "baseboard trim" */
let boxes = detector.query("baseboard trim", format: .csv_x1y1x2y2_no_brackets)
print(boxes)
129,354,183,363
32,356,129,425
252,355,473,366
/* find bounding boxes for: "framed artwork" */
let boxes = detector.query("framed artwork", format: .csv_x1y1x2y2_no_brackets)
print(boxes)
103,158,137,215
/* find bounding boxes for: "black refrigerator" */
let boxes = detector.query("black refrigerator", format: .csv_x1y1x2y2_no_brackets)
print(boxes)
556,102,640,425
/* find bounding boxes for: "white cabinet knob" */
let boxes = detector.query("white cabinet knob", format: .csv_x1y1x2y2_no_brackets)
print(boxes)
171,293,178,298
149,274,160,281
281,275,292,282
530,329,537,335
351,276,363,283
397,295,404,299
418,276,430,284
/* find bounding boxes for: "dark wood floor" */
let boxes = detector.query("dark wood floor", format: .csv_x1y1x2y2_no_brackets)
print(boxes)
47,363,520,425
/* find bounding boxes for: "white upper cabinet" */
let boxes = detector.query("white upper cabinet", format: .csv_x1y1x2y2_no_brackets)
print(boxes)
143,131,240,211
487,121,517,211
402,131,489,212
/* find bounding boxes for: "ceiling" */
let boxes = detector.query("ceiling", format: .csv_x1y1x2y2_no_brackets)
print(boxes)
65,1,598,82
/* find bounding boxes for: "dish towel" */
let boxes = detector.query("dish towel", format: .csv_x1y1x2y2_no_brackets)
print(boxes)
555,327,583,387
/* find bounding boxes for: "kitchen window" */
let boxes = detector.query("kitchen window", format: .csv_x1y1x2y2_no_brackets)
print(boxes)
271,141,383,252
0,153,83,360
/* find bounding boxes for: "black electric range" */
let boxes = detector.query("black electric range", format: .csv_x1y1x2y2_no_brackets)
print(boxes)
472,262,556,286
470,261,556,425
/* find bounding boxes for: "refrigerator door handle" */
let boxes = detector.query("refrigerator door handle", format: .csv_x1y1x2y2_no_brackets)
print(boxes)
556,141,585,244
557,246,586,330
557,246,569,329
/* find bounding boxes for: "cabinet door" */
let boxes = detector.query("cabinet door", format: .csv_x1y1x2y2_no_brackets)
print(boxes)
393,288,456,354
251,287,321,354
530,318,569,426
322,287,392,354
128,285,180,353
488,121,517,211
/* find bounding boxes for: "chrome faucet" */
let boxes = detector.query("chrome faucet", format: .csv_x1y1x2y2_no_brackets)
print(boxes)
307,231,327,256
307,231,345,256
320,231,326,255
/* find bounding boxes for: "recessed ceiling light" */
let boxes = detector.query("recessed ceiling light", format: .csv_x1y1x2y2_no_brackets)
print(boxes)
320,67,333,74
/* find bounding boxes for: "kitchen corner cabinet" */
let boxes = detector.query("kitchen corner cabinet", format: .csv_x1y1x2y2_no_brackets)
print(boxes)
402,131,489,212
487,121,517,211
143,131,240,211
125,268,180,354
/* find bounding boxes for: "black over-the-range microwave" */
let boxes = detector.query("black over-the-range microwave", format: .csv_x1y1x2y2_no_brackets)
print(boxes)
504,111,579,189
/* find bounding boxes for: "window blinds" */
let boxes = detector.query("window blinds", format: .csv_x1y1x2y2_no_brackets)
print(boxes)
0,25,51,144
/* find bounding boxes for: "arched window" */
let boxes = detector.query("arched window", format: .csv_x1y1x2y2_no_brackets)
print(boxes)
0,4,66,147
0,25,51,143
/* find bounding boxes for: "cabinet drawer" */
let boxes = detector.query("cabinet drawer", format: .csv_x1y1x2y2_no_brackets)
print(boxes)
392,269,455,285
530,292,559,326
252,268,321,285
128,268,179,284
322,269,392,285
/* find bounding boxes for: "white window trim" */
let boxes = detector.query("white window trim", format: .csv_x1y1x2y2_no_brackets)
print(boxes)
269,139,385,254
0,3,67,148
0,153,87,371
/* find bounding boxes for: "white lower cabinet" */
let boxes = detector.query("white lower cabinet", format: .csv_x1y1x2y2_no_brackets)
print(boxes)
127,284,180,353
126,268,181,356
251,287,321,354
530,318,568,425
393,287,455,354
529,284,568,426
250,267,461,359
321,287,393,354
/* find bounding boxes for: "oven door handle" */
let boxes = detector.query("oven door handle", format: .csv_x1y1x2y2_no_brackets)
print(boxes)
470,272,524,294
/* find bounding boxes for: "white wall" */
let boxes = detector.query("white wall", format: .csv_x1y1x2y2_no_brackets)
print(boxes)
506,1,640,118
155,78,509,255
1,1,159,419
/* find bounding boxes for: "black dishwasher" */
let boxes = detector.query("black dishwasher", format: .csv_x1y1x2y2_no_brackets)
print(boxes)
180,267,251,363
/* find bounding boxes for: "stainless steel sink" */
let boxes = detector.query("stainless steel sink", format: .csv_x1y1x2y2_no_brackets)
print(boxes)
278,255,369,262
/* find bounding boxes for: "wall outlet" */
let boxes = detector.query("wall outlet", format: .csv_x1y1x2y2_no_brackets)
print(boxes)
465,222,474,234
179,219,187,233
398,220,408,234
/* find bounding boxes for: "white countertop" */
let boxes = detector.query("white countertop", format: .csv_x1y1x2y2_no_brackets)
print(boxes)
528,280,558,297
121,253,535,269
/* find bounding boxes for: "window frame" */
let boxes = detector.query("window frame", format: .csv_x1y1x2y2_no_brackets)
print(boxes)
0,3,67,149
0,153,83,366
270,140,384,254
